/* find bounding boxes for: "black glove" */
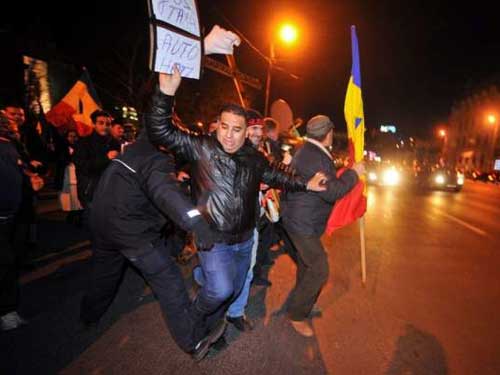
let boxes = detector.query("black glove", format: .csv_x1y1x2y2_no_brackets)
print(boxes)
191,217,219,251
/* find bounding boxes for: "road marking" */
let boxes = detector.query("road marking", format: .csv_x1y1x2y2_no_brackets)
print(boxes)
434,209,488,237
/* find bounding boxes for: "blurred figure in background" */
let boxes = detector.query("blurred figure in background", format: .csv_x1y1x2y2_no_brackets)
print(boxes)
1,113,44,331
58,130,83,226
73,109,119,211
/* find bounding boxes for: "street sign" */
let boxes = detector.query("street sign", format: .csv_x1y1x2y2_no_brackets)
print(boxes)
494,159,500,171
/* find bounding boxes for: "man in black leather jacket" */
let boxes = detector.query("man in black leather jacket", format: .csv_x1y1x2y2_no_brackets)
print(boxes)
145,67,327,347
80,130,224,361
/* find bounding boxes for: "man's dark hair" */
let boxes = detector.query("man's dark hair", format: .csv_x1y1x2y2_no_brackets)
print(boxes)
111,117,124,126
264,118,278,132
90,109,111,124
1,100,24,110
219,104,248,123
246,108,263,121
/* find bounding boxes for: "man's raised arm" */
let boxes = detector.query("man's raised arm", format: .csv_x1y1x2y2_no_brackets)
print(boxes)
145,66,203,162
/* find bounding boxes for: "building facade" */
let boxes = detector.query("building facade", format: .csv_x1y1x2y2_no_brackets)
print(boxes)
446,86,500,172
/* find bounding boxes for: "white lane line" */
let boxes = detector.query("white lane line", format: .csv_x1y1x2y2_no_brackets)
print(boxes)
434,209,488,237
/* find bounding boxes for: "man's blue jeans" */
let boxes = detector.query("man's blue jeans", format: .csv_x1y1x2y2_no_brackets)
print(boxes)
227,229,258,318
192,236,253,331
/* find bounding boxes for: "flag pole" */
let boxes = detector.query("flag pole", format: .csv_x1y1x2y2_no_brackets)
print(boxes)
359,215,366,285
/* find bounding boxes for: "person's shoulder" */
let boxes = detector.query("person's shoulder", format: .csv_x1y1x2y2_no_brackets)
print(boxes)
0,138,15,151
76,134,92,145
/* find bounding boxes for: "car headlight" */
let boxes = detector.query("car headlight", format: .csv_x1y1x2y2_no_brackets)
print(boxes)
383,169,400,185
435,174,445,185
368,172,378,181
457,175,464,185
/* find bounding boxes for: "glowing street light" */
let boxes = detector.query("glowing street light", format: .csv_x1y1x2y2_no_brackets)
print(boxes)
279,24,298,45
487,114,497,125
438,129,446,138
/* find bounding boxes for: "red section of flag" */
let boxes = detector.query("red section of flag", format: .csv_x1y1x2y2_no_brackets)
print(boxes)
326,167,367,235
45,101,76,132
75,121,93,137
326,139,367,234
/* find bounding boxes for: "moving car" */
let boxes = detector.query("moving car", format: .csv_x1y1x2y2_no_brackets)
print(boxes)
366,162,406,187
414,167,464,192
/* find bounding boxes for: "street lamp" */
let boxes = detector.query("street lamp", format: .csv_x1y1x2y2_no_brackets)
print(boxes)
264,23,298,117
486,113,499,170
437,128,447,160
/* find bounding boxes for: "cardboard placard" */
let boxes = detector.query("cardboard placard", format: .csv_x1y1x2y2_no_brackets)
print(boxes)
147,0,202,79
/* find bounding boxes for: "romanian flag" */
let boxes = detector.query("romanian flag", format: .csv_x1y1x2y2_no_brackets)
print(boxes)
326,26,367,234
46,70,101,137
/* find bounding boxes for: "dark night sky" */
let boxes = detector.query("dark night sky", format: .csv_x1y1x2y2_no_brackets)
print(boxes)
3,0,500,138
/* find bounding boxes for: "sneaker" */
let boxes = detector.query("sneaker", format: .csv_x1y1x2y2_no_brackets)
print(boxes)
226,315,254,332
191,319,227,362
0,312,28,331
290,319,314,337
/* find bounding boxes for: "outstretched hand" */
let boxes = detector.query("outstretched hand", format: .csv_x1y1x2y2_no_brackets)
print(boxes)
159,65,182,96
306,172,328,192
204,25,241,55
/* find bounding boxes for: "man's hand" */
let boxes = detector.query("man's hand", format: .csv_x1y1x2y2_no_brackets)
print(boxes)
191,217,219,251
159,65,182,96
30,175,44,191
30,160,43,168
177,171,190,182
282,151,292,165
107,150,119,160
352,162,365,176
204,25,241,55
306,172,328,192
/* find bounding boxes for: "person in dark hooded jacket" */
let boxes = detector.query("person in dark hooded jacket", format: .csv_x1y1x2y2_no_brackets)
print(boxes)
80,129,224,361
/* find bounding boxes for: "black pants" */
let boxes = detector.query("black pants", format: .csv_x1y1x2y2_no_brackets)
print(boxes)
285,231,329,321
0,221,19,316
80,241,202,353
254,216,274,277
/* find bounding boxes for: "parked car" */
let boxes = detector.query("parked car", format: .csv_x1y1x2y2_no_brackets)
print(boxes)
472,170,500,184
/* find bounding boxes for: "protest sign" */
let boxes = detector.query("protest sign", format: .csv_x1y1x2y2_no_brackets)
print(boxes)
151,26,202,79
150,0,200,37
147,0,202,79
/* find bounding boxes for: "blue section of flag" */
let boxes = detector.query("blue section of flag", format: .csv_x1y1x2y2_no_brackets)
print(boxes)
351,26,361,88
355,117,363,128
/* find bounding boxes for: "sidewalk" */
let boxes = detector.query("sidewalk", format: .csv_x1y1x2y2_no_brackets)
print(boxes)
27,188,90,270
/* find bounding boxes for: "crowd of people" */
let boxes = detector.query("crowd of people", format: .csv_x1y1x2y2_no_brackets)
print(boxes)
0,66,364,361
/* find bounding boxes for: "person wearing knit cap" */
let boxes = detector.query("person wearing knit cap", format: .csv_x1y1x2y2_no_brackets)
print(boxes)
281,114,365,337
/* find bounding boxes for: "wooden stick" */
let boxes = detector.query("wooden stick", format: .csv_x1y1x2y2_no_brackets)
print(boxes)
360,216,367,286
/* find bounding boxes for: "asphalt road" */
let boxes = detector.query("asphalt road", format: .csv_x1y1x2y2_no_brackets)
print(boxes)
1,181,499,374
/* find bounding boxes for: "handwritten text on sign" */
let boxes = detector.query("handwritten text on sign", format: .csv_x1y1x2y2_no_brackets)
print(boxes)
151,0,200,36
154,26,201,79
